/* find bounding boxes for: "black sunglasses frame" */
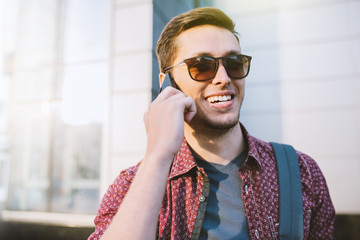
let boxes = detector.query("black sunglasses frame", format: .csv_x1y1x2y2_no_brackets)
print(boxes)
164,54,252,81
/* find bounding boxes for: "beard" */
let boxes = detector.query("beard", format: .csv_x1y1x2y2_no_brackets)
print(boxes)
188,107,241,132
187,93,244,133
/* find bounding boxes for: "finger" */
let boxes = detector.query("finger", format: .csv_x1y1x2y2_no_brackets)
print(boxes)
143,111,149,134
183,96,197,123
154,86,183,102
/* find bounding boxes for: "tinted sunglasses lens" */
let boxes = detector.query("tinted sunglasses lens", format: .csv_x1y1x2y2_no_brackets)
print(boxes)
225,55,249,78
187,57,216,81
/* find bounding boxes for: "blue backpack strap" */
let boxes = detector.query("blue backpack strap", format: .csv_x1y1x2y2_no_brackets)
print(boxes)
270,142,304,240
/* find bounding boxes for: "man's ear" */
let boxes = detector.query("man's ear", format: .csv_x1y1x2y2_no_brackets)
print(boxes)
159,73,166,88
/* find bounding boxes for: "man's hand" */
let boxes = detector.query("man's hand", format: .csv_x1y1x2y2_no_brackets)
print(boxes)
143,86,196,161
100,86,196,240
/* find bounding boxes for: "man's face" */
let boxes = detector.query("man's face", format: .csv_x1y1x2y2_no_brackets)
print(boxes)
171,25,245,130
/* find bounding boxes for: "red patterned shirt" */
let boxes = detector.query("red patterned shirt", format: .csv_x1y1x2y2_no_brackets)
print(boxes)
88,124,335,240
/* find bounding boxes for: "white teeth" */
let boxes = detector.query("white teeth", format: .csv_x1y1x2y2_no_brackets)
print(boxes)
206,95,232,103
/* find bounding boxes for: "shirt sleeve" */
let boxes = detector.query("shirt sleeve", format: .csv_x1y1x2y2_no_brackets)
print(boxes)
87,165,138,240
299,153,336,239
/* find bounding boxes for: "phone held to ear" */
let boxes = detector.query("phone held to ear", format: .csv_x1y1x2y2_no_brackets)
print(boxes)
159,73,173,93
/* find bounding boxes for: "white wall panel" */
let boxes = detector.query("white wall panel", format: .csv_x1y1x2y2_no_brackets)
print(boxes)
322,158,360,214
279,40,356,81
63,0,110,63
282,110,360,157
111,91,149,156
216,0,360,213
114,3,152,53
114,52,152,92
281,78,359,110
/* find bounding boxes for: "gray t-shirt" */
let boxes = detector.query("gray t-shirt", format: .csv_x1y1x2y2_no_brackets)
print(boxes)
194,150,250,240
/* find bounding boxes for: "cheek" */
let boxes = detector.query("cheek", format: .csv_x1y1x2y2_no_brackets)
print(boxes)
172,70,194,92
234,80,245,92
184,87,204,101
174,77,206,98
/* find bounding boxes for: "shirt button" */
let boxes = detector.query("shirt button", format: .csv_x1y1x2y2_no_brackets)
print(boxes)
199,195,205,202
255,229,259,239
245,185,248,194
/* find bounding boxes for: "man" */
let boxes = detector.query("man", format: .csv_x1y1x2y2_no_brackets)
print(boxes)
88,7,335,240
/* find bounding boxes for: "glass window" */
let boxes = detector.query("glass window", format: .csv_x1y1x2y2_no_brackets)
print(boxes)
2,0,109,216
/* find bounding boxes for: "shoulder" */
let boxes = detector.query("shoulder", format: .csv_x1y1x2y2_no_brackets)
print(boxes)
296,150,321,177
295,150,330,201
248,131,327,195
113,163,140,186
106,162,140,198
97,162,141,215
89,162,141,239
295,150,335,237
296,150,325,184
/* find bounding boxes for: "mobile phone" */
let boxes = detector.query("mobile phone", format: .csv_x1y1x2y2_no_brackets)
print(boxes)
158,73,173,93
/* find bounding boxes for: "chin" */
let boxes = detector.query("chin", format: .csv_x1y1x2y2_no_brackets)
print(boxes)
190,114,240,131
205,118,239,130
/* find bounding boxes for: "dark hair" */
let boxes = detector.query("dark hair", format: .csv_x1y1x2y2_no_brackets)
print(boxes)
156,7,239,73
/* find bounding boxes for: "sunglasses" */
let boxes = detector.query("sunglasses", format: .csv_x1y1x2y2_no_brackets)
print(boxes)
164,54,252,81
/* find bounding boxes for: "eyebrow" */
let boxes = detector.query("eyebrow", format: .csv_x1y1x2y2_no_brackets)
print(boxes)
191,50,242,58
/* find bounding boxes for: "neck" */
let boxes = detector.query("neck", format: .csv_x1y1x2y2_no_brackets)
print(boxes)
184,122,245,165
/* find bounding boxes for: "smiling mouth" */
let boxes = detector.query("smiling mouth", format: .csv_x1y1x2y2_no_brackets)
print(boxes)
206,95,233,104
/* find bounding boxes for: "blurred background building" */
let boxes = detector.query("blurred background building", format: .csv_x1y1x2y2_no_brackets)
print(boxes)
0,0,359,239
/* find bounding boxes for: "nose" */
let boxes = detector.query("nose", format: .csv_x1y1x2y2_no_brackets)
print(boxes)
211,60,231,85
